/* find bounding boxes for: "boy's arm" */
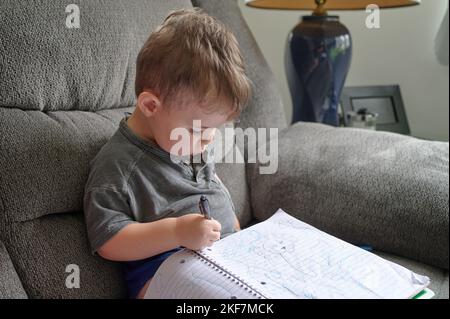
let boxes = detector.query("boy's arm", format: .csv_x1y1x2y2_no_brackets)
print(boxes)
97,214,221,261
97,218,179,261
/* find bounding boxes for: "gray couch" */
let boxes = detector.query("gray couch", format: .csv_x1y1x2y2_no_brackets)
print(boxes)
0,0,448,299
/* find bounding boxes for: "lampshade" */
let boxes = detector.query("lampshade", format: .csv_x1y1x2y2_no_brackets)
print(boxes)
245,0,420,10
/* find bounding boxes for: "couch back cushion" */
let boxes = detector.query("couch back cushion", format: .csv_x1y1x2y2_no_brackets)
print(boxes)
0,107,135,224
0,0,191,112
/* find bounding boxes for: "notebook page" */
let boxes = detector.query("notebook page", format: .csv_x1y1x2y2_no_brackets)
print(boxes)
144,249,263,299
199,209,430,299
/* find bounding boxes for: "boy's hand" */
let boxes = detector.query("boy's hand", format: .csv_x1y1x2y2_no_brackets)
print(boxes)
175,213,222,250
234,215,241,231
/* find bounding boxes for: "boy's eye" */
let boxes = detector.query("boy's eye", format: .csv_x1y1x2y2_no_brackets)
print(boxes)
189,128,203,134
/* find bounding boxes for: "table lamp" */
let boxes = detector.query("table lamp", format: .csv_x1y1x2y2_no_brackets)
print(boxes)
246,0,420,126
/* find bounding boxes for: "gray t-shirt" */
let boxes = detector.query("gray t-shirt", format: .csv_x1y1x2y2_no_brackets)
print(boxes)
83,113,237,253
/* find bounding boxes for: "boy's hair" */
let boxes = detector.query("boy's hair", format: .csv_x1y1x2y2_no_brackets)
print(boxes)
135,8,252,119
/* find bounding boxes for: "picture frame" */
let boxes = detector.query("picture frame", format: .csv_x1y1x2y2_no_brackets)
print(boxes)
340,85,411,135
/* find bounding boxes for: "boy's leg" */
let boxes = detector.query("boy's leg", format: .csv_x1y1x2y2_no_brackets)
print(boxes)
137,278,152,299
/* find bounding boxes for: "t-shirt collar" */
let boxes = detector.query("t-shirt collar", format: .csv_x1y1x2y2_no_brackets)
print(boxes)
119,112,213,166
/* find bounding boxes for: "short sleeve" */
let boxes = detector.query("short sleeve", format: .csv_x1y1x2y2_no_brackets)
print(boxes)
83,187,137,254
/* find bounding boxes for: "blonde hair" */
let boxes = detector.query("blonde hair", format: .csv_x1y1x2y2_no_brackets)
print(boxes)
135,8,252,118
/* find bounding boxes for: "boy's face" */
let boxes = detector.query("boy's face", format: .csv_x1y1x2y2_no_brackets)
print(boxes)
157,104,230,157
142,95,233,157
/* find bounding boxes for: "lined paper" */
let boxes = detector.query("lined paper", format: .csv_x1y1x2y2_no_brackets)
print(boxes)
145,209,429,299
199,209,430,299
144,249,261,299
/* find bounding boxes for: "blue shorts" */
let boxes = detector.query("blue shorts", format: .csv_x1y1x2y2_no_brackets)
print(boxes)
122,247,183,299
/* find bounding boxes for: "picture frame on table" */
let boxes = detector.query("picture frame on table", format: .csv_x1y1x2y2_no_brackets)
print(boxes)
340,85,411,135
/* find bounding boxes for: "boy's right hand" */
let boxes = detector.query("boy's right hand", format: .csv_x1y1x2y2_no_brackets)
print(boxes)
175,214,222,250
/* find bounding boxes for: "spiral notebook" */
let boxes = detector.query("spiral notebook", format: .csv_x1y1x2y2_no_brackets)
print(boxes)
144,209,430,299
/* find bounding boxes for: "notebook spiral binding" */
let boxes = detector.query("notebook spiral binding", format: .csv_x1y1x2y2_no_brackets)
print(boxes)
189,250,266,299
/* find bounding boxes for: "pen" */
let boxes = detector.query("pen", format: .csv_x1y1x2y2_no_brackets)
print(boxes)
199,195,211,220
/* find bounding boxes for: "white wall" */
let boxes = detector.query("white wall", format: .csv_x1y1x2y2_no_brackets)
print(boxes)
239,0,449,141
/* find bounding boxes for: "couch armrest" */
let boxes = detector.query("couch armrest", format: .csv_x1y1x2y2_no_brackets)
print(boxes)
0,240,27,299
248,122,449,269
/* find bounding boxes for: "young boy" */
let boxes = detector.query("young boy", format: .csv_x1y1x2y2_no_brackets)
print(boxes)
83,9,252,299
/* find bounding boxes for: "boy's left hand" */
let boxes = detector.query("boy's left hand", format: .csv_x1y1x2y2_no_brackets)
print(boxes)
234,216,241,231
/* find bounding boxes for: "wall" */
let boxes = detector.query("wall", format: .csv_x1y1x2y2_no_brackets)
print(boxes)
239,0,449,141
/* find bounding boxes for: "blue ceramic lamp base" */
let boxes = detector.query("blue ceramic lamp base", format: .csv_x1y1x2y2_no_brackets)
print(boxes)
285,15,352,126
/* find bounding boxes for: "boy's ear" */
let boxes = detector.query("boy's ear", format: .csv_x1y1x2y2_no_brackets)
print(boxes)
137,91,161,117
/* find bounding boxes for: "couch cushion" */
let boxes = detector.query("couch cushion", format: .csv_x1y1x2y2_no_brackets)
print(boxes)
1,212,126,298
0,241,28,299
215,159,253,228
0,0,192,112
248,122,449,269
211,123,253,227
0,107,135,223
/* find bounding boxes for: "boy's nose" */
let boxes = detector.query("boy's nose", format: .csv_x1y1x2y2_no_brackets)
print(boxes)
201,128,216,143
201,137,214,146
